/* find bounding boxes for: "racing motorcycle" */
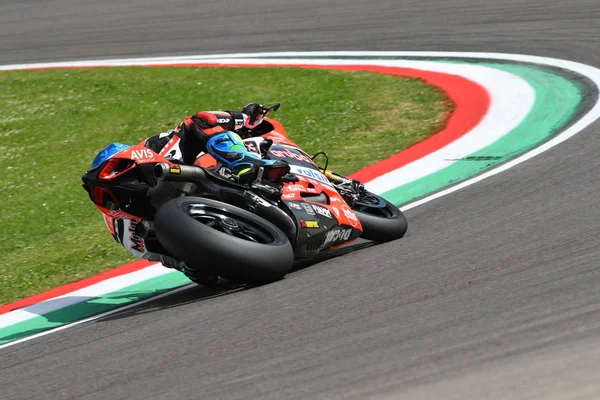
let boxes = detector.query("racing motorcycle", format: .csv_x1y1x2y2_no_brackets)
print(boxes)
81,118,407,284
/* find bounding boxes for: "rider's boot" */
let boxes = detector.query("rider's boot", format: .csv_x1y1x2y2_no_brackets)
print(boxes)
206,131,289,184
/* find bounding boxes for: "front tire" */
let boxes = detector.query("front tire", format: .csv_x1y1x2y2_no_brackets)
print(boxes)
154,197,294,284
352,192,408,242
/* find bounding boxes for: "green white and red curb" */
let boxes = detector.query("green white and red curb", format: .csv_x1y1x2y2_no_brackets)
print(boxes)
1,51,599,348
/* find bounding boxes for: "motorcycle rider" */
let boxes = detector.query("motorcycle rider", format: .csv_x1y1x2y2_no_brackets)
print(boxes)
145,102,288,181
92,103,289,285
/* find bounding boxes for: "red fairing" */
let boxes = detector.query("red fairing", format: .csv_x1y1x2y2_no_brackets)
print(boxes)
98,159,136,180
262,118,301,148
96,204,141,221
262,131,299,148
251,117,362,232
282,177,362,231
194,153,218,169
93,144,170,221
337,203,362,229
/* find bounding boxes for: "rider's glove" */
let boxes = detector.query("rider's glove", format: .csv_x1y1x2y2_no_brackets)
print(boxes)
242,103,268,129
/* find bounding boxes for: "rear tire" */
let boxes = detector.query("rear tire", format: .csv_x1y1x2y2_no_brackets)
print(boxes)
154,196,294,284
352,192,407,242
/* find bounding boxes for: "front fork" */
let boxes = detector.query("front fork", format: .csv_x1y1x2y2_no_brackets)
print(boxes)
321,169,365,207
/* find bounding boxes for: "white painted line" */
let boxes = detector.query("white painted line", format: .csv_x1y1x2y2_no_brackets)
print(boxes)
0,264,169,329
361,61,534,192
397,54,600,210
0,283,195,350
400,89,600,211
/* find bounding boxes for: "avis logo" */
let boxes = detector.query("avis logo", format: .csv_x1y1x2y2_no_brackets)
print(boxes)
130,149,155,161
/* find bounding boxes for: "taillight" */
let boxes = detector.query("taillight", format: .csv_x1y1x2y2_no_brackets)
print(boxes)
92,185,106,204
91,185,119,208
98,159,135,180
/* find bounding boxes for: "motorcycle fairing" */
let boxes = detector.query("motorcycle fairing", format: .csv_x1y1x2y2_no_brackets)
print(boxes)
284,198,361,256
82,144,176,220
84,122,363,258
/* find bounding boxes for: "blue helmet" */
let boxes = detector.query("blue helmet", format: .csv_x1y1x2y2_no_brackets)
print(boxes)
92,142,131,169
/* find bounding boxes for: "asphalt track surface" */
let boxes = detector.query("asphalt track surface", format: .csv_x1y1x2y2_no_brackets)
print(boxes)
1,1,600,399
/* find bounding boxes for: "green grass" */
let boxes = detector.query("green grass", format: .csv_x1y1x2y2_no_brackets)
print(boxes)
0,66,451,305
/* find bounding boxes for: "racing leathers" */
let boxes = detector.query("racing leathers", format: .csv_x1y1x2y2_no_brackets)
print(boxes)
145,105,287,180
106,104,289,284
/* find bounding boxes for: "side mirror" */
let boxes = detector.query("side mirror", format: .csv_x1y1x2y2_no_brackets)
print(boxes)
267,103,281,112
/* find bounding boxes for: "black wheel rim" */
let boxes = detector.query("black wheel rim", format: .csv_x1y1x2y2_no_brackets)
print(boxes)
183,204,280,244
354,192,401,218
355,192,387,208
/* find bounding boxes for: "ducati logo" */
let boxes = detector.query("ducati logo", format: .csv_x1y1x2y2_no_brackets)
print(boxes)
323,228,352,245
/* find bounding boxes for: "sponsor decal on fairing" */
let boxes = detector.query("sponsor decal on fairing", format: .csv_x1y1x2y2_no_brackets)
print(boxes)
300,220,320,228
285,184,305,192
128,220,145,253
130,149,155,161
311,204,332,219
102,208,139,220
323,228,352,245
269,148,314,164
288,202,302,210
301,203,315,215
330,206,341,218
341,204,360,228
290,165,332,186
341,205,358,221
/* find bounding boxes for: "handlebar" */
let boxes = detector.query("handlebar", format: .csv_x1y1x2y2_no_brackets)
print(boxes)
322,169,350,184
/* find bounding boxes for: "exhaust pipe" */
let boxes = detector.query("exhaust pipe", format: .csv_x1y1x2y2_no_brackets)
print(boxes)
153,163,206,182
